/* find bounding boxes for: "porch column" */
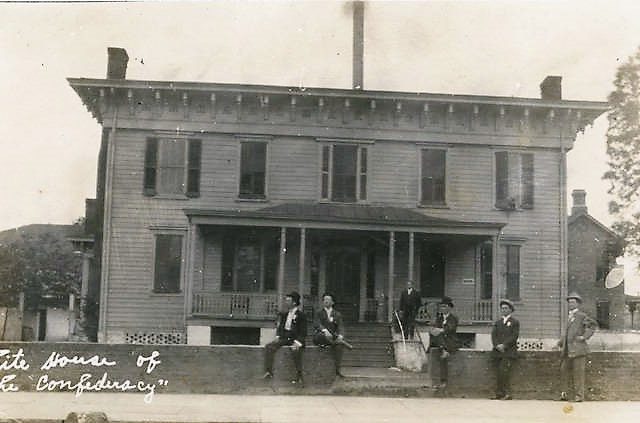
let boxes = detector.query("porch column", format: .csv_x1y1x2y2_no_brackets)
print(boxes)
491,234,499,321
388,231,395,322
359,249,367,322
184,223,197,319
298,227,306,302
408,232,415,282
278,227,287,310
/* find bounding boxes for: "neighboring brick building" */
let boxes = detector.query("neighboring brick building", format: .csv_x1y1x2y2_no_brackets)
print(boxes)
568,189,624,330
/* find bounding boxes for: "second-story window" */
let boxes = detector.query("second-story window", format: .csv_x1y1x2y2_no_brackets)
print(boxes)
143,137,201,197
320,143,368,203
420,148,446,205
239,141,267,199
495,151,534,210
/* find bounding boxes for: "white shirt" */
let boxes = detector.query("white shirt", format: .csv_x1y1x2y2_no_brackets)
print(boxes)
285,306,299,331
324,307,334,322
442,313,450,325
502,314,512,325
568,309,578,321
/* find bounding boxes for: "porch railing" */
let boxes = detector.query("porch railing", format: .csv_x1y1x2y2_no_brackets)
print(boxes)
416,299,493,323
192,292,278,320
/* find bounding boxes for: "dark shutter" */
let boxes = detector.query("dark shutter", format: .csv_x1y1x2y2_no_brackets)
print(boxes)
521,153,534,208
143,138,158,196
506,245,520,301
495,151,509,208
321,145,330,199
186,139,202,198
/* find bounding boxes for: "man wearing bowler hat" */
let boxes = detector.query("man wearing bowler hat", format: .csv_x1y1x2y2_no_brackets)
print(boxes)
491,299,520,400
430,296,459,389
557,292,597,402
263,291,307,385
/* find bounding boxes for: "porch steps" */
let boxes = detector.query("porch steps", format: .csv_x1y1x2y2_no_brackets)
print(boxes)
341,323,394,368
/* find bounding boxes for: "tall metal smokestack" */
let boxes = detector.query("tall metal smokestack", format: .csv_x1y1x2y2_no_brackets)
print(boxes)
352,1,364,90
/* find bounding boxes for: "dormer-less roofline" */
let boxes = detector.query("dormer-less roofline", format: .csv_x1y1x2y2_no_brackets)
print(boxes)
67,77,608,111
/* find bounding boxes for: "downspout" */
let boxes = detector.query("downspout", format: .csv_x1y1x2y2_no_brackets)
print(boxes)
559,141,568,338
98,104,118,342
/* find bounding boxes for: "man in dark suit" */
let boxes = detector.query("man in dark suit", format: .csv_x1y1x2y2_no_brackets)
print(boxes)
313,292,346,377
430,296,459,389
557,292,596,402
399,280,422,339
491,299,520,400
263,291,307,384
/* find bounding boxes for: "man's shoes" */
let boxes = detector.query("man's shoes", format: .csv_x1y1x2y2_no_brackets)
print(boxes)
290,377,304,386
559,392,568,401
502,394,512,400
574,396,583,402
262,371,273,379
491,394,504,400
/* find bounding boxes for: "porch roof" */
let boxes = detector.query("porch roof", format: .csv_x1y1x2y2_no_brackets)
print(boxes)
184,203,506,236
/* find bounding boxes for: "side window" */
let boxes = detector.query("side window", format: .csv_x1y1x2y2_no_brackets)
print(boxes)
153,233,183,293
239,141,267,199
143,138,201,197
495,152,534,209
420,148,446,205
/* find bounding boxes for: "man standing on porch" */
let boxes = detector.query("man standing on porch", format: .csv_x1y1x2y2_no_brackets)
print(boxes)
262,291,307,385
313,292,347,378
430,296,459,389
399,280,422,339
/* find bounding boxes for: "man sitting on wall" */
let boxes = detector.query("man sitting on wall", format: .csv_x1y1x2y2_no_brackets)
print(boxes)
263,291,307,385
313,292,348,378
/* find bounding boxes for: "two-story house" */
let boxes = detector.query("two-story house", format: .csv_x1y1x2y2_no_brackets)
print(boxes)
69,48,606,349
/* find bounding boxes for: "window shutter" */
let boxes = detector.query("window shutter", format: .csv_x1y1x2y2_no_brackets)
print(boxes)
495,151,510,208
143,138,158,196
186,139,202,198
321,145,330,199
520,153,534,208
359,147,368,200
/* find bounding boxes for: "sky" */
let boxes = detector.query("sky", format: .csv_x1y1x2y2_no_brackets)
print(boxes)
1,1,639,290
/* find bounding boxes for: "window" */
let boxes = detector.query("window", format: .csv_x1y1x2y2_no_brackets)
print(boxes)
505,245,520,301
239,141,267,199
480,242,493,300
153,234,183,293
221,230,279,292
144,138,201,197
494,152,534,209
420,148,446,205
420,242,445,297
320,143,368,202
596,301,609,329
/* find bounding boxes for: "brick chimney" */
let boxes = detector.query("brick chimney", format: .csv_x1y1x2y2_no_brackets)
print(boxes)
571,189,588,216
540,75,562,100
107,47,129,79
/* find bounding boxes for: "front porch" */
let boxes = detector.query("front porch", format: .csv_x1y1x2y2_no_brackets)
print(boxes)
184,203,505,330
190,292,493,324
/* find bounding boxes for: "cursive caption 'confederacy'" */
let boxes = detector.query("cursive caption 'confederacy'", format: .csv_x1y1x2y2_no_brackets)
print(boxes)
0,349,167,403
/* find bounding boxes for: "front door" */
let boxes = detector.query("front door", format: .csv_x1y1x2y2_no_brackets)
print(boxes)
326,249,361,322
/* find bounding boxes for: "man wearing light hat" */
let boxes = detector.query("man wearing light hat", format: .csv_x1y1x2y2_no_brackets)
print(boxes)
557,292,597,402
491,299,519,400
